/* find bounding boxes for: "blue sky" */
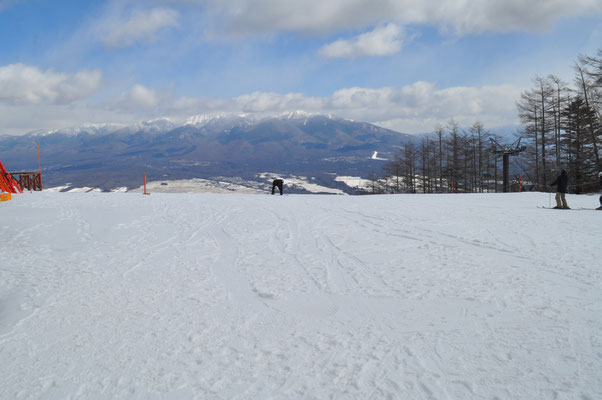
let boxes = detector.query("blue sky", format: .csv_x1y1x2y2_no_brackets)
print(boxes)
0,0,600,135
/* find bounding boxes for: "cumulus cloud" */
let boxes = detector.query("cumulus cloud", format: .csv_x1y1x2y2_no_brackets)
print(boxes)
319,24,404,58
201,0,392,35
0,64,102,105
198,0,602,36
114,84,162,109
1,77,522,135
320,83,521,130
101,7,179,48
160,81,521,133
0,83,164,135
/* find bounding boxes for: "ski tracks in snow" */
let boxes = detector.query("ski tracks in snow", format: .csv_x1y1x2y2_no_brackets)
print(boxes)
1,192,601,399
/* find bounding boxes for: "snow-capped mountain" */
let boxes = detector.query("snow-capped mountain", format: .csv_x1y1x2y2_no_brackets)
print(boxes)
30,118,178,137
184,114,254,127
0,113,415,191
28,113,348,138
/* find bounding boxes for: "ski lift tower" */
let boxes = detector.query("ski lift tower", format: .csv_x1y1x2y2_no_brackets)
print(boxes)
491,137,526,192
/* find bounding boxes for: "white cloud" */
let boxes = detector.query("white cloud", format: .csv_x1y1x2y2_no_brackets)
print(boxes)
319,24,404,58
0,102,152,136
115,84,161,109
0,64,101,105
198,0,602,36
320,83,521,131
161,81,522,133
101,7,179,48
0,79,522,135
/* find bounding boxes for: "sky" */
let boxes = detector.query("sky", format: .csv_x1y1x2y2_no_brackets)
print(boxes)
0,0,600,135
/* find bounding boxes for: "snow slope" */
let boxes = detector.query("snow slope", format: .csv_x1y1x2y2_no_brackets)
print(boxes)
1,192,601,399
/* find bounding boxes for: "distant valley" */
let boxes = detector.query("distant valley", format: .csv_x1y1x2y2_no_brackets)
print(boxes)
0,113,415,194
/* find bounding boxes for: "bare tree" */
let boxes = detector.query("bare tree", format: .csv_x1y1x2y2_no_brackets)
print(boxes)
562,97,600,193
365,172,385,194
382,150,404,193
548,75,570,167
446,119,462,192
469,121,489,192
432,124,444,192
404,143,417,193
518,77,555,189
578,50,602,116
418,137,433,193
535,76,555,186
575,59,601,170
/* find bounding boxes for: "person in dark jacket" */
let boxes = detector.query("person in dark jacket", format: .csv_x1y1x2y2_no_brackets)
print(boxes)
272,179,284,195
550,169,569,209
596,172,602,210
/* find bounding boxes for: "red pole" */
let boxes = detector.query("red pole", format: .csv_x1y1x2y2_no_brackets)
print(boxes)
519,174,522,192
37,143,43,190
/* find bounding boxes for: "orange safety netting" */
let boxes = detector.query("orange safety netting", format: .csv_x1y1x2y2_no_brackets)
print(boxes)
0,160,23,194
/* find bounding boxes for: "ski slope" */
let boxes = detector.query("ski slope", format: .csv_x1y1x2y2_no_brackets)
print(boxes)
1,192,601,399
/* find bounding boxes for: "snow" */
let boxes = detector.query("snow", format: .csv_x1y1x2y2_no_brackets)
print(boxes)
1,191,601,399
25,112,351,138
258,173,346,194
43,185,72,192
371,151,388,161
336,175,369,190
66,187,102,193
131,178,264,194
46,174,345,195
30,119,177,137
184,114,251,127
44,185,103,193
280,177,344,195
282,110,317,119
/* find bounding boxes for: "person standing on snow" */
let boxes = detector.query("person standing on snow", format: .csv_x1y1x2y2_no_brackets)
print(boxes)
596,172,602,210
550,169,570,209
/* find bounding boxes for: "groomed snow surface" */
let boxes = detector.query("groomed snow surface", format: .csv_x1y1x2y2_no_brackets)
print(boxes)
1,192,601,399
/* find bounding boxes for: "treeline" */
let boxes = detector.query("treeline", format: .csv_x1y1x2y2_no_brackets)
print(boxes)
517,50,601,193
367,120,507,194
370,49,601,195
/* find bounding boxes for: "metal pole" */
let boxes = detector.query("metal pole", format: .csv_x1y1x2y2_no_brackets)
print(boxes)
37,143,43,190
503,153,509,192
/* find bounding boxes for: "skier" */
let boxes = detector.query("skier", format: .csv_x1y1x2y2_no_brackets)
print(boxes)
597,171,602,210
549,169,569,209
271,179,284,195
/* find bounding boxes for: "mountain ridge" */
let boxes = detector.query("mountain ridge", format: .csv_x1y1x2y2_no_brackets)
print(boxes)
0,113,414,192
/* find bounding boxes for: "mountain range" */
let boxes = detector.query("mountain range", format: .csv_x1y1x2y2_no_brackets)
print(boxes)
0,113,415,193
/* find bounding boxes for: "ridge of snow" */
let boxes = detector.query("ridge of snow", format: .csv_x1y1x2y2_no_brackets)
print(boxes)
280,110,316,120
184,113,254,127
277,111,343,122
25,112,354,137
29,118,177,137
30,123,127,137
